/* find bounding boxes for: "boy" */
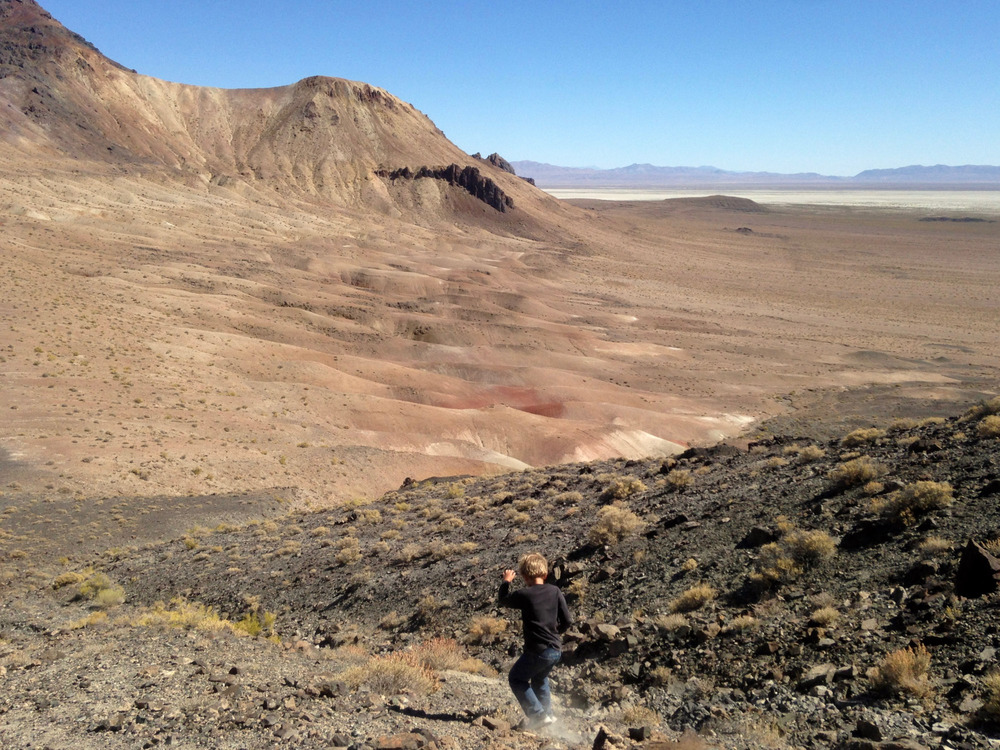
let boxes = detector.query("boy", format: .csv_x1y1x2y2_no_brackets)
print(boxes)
498,552,573,728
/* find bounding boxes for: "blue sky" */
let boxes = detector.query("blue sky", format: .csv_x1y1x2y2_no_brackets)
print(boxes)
41,1,999,175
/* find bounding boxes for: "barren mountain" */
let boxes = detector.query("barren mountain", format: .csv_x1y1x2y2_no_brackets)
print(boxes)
1,0,999,513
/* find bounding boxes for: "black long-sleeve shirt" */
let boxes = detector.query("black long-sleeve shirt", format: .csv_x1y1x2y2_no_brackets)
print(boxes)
498,581,572,653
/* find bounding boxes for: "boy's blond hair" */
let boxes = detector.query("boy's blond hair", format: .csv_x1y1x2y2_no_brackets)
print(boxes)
519,552,548,580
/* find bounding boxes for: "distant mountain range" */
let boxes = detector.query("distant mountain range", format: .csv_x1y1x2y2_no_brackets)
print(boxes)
510,161,1000,189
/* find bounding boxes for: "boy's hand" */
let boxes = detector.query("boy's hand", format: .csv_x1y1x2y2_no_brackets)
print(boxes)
503,569,516,583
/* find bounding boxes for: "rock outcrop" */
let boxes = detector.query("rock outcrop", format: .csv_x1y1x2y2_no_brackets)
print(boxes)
376,164,515,212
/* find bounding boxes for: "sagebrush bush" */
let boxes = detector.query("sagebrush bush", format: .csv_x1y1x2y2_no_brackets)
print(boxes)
465,616,508,645
841,427,886,447
795,445,826,464
751,524,836,589
827,457,885,491
809,606,839,627
412,638,494,675
601,476,647,501
664,469,693,489
869,645,932,698
978,415,1000,438
653,613,688,632
874,481,953,525
981,672,1000,720
963,396,1000,422
669,584,716,613
338,652,439,695
587,503,645,545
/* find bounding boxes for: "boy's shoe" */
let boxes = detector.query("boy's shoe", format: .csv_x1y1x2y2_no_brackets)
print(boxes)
541,713,558,725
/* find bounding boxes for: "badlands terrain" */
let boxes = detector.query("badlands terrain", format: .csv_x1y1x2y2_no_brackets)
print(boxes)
2,1,1000,748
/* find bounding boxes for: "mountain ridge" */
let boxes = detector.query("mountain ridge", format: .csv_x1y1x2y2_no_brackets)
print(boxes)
512,160,1000,189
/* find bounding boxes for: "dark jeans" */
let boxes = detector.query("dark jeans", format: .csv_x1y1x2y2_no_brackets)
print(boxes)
508,646,561,718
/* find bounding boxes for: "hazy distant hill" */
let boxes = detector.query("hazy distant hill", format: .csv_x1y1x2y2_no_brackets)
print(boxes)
512,160,1000,189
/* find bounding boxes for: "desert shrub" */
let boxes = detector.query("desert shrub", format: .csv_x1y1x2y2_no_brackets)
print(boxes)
827,457,885,491
652,613,688,632
446,482,465,499
809,606,840,627
784,528,837,566
52,571,87,590
619,704,661,726
983,538,1000,556
888,418,919,432
963,396,1000,422
68,611,108,630
587,503,646,545
378,611,406,630
465,616,509,645
763,457,789,469
412,637,494,675
669,584,716,613
795,444,826,464
553,491,583,506
980,672,1000,720
437,515,465,531
724,615,760,633
841,427,886,447
601,476,647,501
681,558,698,572
338,652,439,695
874,481,953,525
664,469,693,489
869,645,932,698
73,571,125,608
234,609,277,638
395,543,424,563
918,536,953,556
751,524,836,589
978,415,1000,438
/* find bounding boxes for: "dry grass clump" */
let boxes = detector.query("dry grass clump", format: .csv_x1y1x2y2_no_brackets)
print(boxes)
918,536,953,557
873,481,953,526
664,469,693,489
841,427,887,447
587,503,646,546
827,457,885,491
724,615,760,633
52,571,87,589
751,522,836,589
792,444,826,464
338,651,439,696
978,415,1000,438
980,672,1000,720
868,644,932,698
134,598,276,638
669,584,716,613
600,475,647,501
653,613,689,632
412,637,494,676
619,704,661,726
553,491,583,506
963,396,1000,422
465,616,509,645
809,606,840,627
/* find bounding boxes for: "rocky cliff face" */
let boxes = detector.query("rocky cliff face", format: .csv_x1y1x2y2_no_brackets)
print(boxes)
376,164,515,212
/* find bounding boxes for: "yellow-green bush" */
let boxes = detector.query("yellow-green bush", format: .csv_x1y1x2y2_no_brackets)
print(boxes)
868,645,932,698
874,481,953,525
587,503,646,546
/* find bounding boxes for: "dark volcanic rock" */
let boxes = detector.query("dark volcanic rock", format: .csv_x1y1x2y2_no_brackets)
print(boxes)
377,164,515,212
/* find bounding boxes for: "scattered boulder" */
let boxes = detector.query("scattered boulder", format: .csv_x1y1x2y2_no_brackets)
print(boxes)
954,540,1000,597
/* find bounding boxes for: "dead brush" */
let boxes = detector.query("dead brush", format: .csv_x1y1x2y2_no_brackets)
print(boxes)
465,615,508,645
827,457,885,491
873,481,953,526
338,651,439,695
868,644,932,698
669,584,716,613
587,503,645,546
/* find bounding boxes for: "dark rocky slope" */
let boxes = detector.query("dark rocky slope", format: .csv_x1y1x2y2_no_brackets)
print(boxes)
1,400,989,748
